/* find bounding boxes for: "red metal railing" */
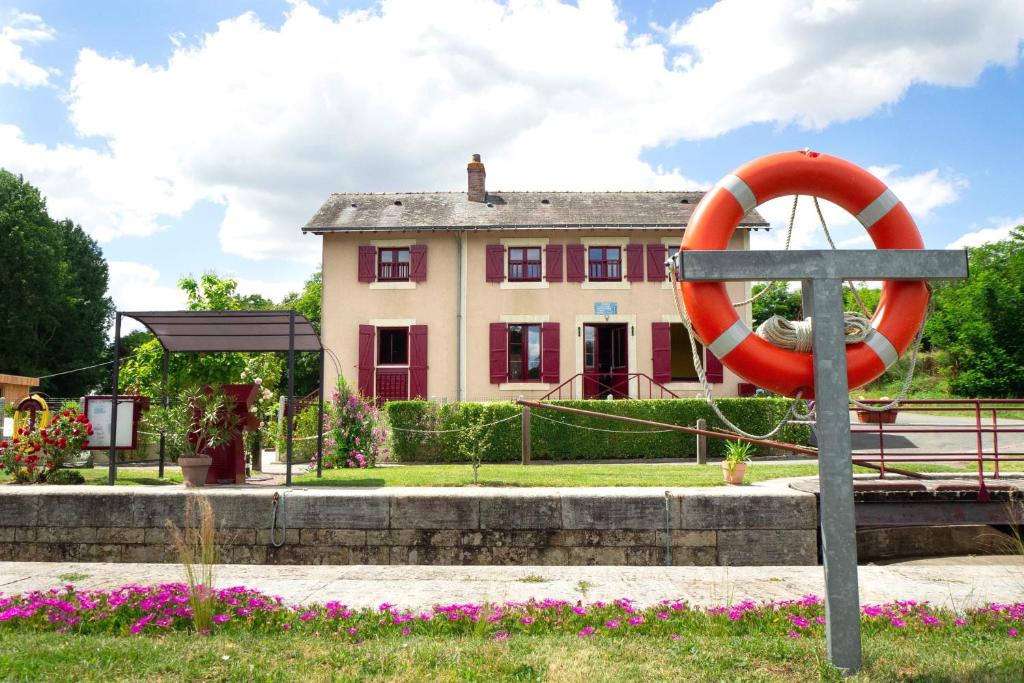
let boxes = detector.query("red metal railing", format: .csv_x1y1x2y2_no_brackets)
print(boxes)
850,398,1024,496
540,372,681,400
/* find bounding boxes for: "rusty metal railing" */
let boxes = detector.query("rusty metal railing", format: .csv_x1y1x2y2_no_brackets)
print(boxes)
850,398,1024,498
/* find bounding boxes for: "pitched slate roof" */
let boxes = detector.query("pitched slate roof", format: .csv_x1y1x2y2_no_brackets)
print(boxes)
301,191,769,234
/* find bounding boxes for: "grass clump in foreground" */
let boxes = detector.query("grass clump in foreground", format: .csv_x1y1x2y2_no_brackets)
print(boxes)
0,586,1022,681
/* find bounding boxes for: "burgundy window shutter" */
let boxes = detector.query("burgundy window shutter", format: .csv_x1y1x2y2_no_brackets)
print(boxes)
489,323,507,384
545,244,563,282
358,246,377,282
541,322,560,383
651,322,672,384
358,325,376,397
409,325,428,398
647,243,667,282
409,245,427,282
705,350,725,384
566,244,585,282
626,244,645,282
486,244,505,282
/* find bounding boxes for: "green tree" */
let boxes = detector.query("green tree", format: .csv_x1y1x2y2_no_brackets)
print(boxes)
280,269,322,395
926,227,1024,397
750,283,802,328
843,285,881,316
0,171,113,397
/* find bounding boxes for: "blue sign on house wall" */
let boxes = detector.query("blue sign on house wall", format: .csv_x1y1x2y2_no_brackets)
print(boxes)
594,302,618,316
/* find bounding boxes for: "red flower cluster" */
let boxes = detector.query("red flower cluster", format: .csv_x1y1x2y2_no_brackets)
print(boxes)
0,406,94,484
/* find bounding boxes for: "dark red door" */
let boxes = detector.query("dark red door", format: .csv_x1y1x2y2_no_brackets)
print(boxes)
583,323,629,399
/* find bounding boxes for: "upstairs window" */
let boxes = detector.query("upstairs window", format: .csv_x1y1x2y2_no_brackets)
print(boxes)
508,324,542,381
378,247,411,281
378,327,408,365
588,246,621,282
508,247,542,282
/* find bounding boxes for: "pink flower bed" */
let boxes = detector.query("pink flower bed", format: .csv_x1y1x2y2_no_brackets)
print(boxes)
0,584,1021,640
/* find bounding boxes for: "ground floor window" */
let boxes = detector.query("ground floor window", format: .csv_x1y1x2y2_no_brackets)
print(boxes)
508,323,542,381
670,323,702,381
378,327,408,365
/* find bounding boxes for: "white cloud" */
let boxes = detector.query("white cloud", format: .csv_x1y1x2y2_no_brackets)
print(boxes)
947,215,1024,249
752,165,964,250
668,0,1024,136
107,261,188,333
0,11,55,87
1,0,1021,262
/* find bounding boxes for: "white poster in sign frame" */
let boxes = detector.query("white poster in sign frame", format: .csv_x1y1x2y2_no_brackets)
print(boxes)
83,397,137,450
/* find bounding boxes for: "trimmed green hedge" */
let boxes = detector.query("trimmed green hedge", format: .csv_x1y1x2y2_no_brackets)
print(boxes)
384,399,810,463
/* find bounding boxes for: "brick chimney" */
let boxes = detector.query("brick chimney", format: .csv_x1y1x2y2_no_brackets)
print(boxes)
467,153,486,202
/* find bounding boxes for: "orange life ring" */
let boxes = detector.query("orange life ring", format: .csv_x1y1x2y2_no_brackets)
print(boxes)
680,150,928,399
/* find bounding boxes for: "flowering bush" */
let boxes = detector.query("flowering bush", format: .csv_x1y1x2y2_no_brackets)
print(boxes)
314,378,388,470
0,586,1021,642
0,407,93,483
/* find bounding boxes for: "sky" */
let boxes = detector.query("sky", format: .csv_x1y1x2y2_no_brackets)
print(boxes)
2,0,1023,326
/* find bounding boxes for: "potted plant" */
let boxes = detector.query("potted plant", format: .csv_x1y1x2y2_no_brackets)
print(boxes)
722,440,753,485
147,388,240,487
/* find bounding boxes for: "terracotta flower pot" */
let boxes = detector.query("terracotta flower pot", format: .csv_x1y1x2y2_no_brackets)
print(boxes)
855,409,899,424
722,461,747,485
179,455,212,487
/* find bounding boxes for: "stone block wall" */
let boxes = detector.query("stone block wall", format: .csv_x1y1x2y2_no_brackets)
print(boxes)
0,485,820,566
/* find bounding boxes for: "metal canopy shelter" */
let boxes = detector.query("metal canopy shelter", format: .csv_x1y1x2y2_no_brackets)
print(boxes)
107,310,324,487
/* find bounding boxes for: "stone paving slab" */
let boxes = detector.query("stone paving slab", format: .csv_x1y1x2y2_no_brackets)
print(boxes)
1,559,1020,610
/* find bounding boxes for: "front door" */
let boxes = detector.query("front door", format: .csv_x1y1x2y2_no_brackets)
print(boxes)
583,323,629,399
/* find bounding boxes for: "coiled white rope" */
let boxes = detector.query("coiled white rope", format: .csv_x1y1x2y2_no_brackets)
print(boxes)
755,313,871,352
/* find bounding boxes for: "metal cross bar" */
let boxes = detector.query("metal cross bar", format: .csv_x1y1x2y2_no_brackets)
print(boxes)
675,247,968,674
671,249,968,282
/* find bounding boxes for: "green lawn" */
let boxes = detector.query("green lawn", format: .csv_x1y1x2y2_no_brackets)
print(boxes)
2,461,1021,488
1,630,1021,682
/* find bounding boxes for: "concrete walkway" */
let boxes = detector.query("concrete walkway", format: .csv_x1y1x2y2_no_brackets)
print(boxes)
1,558,1021,610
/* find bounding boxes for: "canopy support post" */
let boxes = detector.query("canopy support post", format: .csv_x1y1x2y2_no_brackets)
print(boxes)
107,313,122,486
159,347,168,479
285,311,296,487
316,348,325,478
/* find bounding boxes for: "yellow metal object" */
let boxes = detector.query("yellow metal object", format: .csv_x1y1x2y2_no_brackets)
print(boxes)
12,394,50,435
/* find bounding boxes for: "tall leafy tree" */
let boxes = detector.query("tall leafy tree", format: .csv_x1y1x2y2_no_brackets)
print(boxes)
280,269,322,395
0,171,113,397
750,283,802,328
927,227,1024,397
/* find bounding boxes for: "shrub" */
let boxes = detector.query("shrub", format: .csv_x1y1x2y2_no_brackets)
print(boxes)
45,468,85,485
317,378,388,470
274,403,319,464
385,398,808,463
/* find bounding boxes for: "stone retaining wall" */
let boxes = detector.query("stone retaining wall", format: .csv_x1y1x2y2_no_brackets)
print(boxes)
0,486,820,566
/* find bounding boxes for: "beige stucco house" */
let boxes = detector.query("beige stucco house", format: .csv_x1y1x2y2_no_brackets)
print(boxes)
302,155,769,402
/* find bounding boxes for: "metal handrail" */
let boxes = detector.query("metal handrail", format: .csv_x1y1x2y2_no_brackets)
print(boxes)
540,372,682,400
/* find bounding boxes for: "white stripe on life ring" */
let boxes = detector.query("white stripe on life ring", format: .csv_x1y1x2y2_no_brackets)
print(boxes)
862,328,899,369
707,318,751,360
856,188,899,230
718,174,757,214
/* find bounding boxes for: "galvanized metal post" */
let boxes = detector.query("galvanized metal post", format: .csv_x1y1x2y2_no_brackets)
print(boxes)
285,311,296,487
107,312,121,486
316,348,325,478
806,278,861,673
159,347,168,478
696,418,707,464
674,248,969,676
